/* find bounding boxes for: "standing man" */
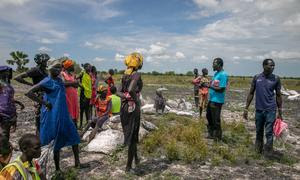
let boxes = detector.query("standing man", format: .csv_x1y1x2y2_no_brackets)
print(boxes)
192,68,200,108
206,58,228,140
243,59,282,159
14,53,50,135
78,63,92,129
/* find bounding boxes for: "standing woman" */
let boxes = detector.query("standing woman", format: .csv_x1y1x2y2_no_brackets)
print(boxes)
61,59,80,128
119,52,143,173
25,61,85,172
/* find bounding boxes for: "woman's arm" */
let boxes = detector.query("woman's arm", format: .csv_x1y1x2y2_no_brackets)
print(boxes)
25,85,52,110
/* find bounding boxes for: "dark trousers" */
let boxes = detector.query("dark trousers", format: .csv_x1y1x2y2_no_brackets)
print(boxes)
255,110,276,151
206,101,223,139
80,94,91,128
194,88,199,108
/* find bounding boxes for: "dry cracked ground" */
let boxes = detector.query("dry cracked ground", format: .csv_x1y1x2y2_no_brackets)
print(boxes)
10,82,300,180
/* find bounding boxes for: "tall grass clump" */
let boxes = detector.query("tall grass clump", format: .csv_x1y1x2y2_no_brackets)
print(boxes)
141,113,208,163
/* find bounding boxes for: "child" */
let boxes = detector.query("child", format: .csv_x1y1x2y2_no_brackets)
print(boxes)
197,68,209,117
0,136,12,171
192,68,200,108
81,85,112,142
0,134,45,180
0,66,24,140
154,89,166,114
108,86,121,115
105,69,115,97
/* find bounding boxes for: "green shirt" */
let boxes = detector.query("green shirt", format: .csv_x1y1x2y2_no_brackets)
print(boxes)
81,71,92,99
109,94,121,114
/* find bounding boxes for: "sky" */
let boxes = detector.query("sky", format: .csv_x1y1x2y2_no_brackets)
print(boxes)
0,0,300,77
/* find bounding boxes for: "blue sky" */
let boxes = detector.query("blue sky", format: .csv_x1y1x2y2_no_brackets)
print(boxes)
0,0,300,77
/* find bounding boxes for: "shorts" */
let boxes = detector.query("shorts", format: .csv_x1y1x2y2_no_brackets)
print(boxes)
199,93,208,108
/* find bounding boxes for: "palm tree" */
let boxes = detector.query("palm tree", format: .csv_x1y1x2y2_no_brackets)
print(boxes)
6,51,30,72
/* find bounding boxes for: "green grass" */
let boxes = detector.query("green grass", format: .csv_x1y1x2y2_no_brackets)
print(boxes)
141,113,299,167
113,74,300,90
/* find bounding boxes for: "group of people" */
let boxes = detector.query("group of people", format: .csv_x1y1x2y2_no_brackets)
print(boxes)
0,52,144,179
192,58,283,159
0,53,284,179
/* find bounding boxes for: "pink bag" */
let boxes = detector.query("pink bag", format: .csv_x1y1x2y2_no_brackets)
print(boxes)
273,118,288,137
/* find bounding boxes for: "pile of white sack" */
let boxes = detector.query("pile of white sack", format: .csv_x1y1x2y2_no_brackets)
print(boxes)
141,98,195,117
83,115,157,154
281,87,300,101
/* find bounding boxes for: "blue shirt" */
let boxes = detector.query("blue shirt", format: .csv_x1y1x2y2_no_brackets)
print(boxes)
253,73,281,111
209,70,228,104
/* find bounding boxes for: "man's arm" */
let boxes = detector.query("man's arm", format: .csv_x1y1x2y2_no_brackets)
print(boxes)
209,86,225,93
243,76,257,120
14,72,33,86
275,77,283,119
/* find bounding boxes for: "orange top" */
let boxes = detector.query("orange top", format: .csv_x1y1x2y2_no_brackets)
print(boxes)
95,97,112,117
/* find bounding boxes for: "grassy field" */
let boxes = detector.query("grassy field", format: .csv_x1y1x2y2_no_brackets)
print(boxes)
109,74,300,91
11,71,300,91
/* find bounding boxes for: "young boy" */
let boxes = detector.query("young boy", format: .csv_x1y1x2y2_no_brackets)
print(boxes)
0,66,24,139
81,85,112,142
154,89,166,114
0,136,12,171
108,86,121,115
0,134,45,180
197,68,210,117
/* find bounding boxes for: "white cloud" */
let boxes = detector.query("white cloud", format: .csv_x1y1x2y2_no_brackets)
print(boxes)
244,56,252,60
263,50,300,60
193,0,219,8
39,38,54,44
0,0,32,7
134,48,147,55
199,55,209,60
115,53,125,62
175,52,185,59
284,13,300,26
63,53,70,57
38,46,52,52
233,56,240,60
84,41,93,47
93,57,105,62
148,43,167,56
0,1,68,44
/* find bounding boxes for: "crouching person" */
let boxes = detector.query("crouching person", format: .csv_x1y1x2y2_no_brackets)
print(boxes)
0,134,45,180
81,85,112,142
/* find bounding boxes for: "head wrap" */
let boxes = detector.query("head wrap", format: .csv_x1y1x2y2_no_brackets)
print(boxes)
0,66,13,79
97,85,107,94
63,59,74,69
47,60,62,70
34,53,50,65
124,52,143,75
